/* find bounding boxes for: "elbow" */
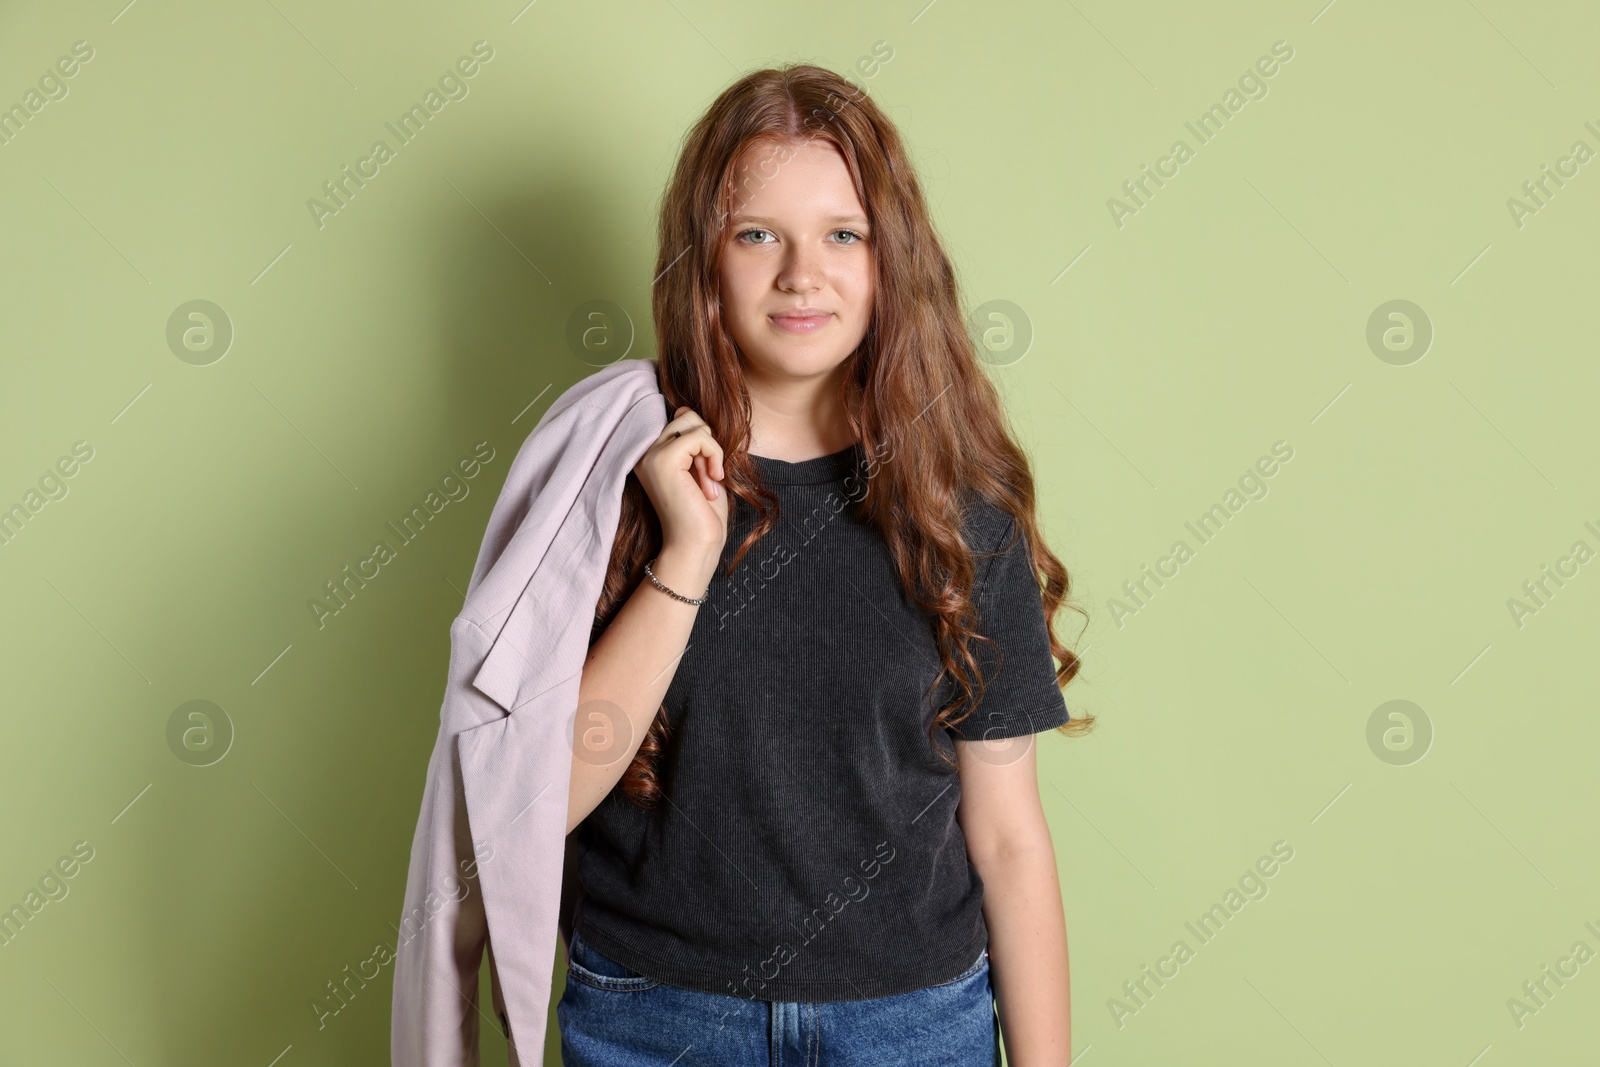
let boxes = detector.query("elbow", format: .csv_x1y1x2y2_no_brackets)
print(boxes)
967,825,1056,875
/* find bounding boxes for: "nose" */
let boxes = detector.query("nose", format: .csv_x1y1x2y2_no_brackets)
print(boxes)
776,244,821,295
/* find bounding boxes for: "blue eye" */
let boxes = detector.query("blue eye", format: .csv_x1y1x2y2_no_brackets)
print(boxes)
733,228,868,245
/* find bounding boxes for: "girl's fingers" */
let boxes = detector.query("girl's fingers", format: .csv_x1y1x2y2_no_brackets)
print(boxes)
693,454,718,500
656,406,724,489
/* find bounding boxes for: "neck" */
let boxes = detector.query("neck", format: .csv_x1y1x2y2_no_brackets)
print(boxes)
744,358,855,461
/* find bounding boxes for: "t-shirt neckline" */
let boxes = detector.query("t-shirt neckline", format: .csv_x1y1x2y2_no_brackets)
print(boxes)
750,442,861,485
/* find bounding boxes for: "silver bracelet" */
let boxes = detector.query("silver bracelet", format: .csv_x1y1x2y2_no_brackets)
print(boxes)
643,557,708,606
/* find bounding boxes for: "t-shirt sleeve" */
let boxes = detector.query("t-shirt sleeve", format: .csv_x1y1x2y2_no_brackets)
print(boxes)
951,515,1071,741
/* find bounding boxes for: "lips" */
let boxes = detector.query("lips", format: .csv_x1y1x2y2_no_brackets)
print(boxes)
769,309,832,333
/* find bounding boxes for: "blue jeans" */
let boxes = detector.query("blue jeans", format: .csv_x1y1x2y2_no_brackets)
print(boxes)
557,930,1002,1066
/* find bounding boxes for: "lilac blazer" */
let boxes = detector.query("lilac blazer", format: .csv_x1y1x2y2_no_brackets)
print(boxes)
391,357,667,1066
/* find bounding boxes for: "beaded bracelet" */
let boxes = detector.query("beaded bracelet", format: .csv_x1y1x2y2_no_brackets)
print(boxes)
643,557,708,606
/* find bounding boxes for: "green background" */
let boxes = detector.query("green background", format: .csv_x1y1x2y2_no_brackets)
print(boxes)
2,0,1596,1063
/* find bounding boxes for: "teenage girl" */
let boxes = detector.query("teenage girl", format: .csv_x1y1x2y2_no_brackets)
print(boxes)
557,63,1092,1067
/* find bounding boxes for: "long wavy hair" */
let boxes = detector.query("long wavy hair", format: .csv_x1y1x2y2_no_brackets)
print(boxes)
593,63,1093,809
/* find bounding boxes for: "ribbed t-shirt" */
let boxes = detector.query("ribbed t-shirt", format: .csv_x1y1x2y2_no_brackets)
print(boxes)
572,441,1071,1002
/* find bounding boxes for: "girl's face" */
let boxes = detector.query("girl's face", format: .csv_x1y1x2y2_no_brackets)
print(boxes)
718,137,876,383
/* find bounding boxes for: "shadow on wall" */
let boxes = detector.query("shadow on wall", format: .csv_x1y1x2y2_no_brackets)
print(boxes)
423,156,657,1067
111,153,642,1065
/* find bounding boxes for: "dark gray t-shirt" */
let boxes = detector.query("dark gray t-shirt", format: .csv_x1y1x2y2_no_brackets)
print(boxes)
573,441,1071,1002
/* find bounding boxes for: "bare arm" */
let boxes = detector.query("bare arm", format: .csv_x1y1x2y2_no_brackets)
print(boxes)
956,739,1072,1065
563,404,729,835
564,541,721,834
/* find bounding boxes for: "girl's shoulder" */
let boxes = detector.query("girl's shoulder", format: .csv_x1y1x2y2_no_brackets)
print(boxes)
957,492,1016,554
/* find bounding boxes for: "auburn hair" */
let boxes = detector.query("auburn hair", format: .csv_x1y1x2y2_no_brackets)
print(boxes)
592,62,1093,809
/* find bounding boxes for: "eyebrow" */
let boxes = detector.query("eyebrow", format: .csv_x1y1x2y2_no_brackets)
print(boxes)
729,213,869,227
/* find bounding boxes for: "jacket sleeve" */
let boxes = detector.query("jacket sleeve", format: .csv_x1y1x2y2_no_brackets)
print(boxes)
391,358,666,1066
389,402,577,1066
390,702,495,1066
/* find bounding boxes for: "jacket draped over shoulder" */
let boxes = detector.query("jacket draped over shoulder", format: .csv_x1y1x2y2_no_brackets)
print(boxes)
391,358,666,1066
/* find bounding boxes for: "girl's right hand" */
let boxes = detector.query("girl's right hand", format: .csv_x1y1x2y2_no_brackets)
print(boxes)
633,405,730,558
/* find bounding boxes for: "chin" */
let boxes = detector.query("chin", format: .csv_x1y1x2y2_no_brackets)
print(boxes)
741,343,855,379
